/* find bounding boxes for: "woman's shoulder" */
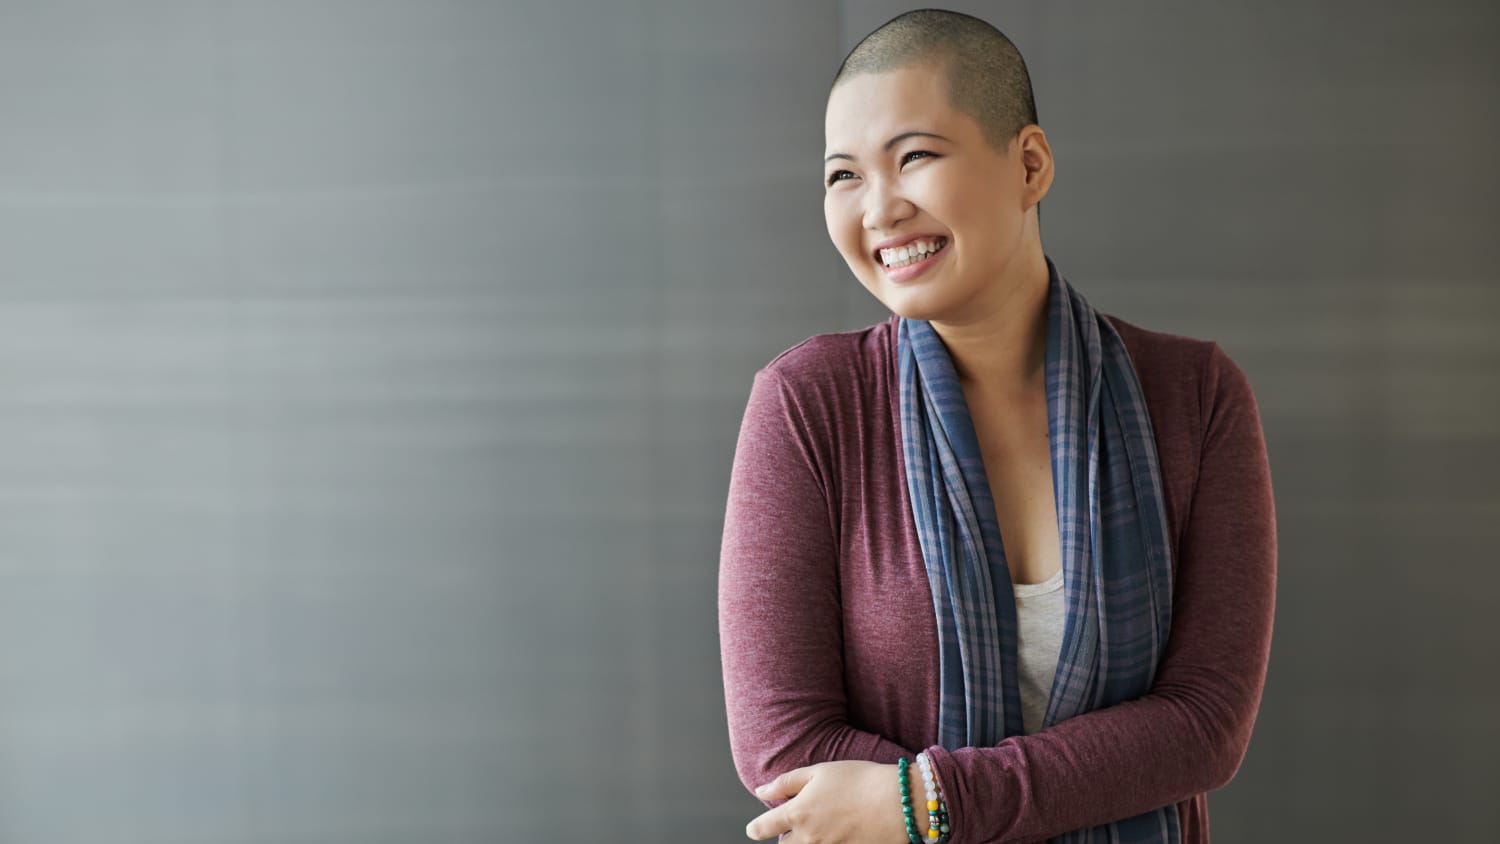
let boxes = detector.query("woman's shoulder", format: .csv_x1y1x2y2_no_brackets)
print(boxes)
1103,314,1268,558
1107,311,1254,377
755,315,896,395
1106,313,1219,380
1104,312,1262,453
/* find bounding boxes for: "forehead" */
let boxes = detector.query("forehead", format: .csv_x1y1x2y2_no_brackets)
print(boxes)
824,63,969,149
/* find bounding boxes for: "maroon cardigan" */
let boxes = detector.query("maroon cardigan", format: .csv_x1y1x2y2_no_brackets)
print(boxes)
718,312,1276,843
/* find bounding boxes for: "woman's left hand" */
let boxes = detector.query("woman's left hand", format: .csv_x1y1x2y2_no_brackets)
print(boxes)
745,760,912,842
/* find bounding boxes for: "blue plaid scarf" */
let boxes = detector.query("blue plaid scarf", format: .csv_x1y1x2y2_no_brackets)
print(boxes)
897,258,1179,843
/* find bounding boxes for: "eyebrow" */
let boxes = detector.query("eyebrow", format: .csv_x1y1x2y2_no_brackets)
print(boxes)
824,131,952,163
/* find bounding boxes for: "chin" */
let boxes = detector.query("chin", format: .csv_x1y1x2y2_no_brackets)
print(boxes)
858,262,966,323
874,289,957,323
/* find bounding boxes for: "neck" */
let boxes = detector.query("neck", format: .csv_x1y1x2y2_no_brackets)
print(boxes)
927,247,1050,395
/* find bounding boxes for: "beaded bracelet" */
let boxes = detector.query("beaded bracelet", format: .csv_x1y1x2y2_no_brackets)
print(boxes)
898,754,951,843
916,752,951,842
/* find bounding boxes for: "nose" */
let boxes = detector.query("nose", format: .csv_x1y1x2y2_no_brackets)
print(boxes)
862,175,915,233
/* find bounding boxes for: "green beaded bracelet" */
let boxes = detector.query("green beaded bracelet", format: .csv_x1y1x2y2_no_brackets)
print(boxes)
898,757,923,844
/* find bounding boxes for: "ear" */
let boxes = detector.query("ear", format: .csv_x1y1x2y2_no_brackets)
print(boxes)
1015,125,1054,210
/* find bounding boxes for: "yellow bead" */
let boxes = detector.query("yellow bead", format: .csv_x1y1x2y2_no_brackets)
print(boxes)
928,829,939,840
927,799,939,811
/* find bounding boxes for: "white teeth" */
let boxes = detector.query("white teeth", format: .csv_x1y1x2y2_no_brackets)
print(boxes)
879,237,947,268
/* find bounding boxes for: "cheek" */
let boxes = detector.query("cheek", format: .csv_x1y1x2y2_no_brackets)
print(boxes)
939,177,1016,246
923,169,976,220
824,194,863,261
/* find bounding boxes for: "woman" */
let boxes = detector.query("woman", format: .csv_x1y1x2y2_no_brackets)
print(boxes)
719,9,1275,844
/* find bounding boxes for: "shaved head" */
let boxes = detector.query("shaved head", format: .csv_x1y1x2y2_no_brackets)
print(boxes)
830,8,1038,152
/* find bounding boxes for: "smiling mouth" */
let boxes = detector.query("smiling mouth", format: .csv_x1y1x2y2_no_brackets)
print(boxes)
877,237,949,268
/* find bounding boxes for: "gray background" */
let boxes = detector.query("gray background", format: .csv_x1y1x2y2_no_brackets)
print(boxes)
1,0,1496,841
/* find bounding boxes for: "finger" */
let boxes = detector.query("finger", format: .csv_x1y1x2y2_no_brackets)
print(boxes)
744,803,792,841
754,764,816,801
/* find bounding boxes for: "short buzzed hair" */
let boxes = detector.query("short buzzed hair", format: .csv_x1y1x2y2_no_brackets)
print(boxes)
830,8,1038,152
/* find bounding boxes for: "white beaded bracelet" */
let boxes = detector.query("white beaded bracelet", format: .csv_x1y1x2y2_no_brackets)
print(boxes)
915,751,951,842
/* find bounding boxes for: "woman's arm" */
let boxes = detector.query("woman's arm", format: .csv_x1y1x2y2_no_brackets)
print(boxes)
718,366,913,805
922,342,1278,844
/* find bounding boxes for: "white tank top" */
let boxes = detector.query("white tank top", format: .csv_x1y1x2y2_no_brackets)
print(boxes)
1012,568,1066,735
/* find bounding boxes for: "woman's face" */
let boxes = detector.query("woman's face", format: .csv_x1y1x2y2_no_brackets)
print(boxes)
823,62,1047,324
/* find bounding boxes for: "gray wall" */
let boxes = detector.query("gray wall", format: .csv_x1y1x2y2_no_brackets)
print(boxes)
0,1,1495,841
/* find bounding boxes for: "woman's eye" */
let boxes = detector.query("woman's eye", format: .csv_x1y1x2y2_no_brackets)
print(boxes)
901,150,937,165
825,170,855,187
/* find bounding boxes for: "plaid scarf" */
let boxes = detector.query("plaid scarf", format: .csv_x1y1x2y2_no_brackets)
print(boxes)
897,258,1179,843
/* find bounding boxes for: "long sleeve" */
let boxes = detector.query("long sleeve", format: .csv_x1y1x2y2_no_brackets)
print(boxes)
923,342,1278,843
718,366,913,803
